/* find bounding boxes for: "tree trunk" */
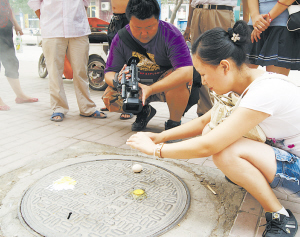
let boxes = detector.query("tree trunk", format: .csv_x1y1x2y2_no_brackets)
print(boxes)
170,0,183,24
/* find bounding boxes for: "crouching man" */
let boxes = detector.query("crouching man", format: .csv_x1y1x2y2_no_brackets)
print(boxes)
102,0,193,131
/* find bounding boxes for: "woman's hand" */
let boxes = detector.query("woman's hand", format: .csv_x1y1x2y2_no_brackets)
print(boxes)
14,24,23,35
143,132,163,144
251,28,262,43
126,132,156,156
138,83,153,106
252,14,270,33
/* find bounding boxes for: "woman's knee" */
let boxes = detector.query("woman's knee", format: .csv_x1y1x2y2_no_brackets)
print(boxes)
212,142,241,168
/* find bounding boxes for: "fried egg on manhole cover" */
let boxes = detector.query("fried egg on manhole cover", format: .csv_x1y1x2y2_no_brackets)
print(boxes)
19,159,190,237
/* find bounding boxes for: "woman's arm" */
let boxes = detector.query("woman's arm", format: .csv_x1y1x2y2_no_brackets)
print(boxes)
10,9,23,35
156,110,211,143
127,107,270,159
268,0,295,21
247,0,270,31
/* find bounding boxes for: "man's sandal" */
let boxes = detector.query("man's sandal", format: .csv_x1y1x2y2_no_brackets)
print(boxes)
100,107,109,111
120,113,133,120
50,112,64,122
80,110,107,119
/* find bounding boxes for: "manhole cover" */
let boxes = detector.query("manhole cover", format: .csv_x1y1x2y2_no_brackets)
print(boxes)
19,159,190,237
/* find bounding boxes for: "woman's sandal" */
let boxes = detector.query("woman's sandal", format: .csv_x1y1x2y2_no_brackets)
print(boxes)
50,112,64,122
80,110,107,119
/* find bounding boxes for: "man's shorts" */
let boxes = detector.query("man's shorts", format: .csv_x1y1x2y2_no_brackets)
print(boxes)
270,147,300,196
102,68,192,113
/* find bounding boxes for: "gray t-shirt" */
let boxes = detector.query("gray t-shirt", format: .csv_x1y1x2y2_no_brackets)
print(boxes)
105,20,193,82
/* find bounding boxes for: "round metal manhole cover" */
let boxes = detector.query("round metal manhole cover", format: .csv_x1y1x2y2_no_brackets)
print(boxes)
19,159,190,237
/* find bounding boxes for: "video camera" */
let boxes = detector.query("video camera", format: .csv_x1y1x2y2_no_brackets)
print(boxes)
113,57,143,114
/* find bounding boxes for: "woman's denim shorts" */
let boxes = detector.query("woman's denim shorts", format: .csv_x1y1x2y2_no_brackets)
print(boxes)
270,147,300,196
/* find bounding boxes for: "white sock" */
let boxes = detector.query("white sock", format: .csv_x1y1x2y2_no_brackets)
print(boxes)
277,206,290,217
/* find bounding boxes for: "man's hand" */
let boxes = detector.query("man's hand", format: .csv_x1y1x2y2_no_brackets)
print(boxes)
138,83,153,106
118,64,130,82
183,27,191,42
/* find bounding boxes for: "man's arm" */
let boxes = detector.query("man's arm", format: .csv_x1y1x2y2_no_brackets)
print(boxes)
105,71,117,87
139,66,193,105
149,66,193,94
35,9,40,19
28,0,41,18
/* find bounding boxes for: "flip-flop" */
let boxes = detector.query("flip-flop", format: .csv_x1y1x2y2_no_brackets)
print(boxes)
0,105,10,111
120,113,133,120
80,110,107,119
50,112,64,122
15,97,38,104
100,107,109,111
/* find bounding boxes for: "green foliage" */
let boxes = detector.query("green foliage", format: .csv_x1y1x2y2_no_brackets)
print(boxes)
9,0,35,16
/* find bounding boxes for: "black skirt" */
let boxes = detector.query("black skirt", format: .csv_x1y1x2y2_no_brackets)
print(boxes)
246,26,300,70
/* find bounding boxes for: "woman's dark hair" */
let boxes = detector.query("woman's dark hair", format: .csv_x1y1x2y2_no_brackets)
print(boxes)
191,20,251,67
126,0,160,21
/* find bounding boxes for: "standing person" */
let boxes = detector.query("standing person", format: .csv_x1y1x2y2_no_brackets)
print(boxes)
28,0,107,122
183,0,237,117
0,0,38,111
102,0,133,120
103,0,193,132
107,0,129,47
127,20,300,237
247,0,300,75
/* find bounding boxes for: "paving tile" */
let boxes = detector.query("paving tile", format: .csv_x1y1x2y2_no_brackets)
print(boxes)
187,158,206,166
255,217,266,237
0,149,17,160
240,193,262,216
229,211,260,237
202,159,218,169
273,189,288,201
280,199,300,214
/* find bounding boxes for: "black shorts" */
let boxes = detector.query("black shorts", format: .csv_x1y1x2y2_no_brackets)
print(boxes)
107,13,129,48
0,20,19,79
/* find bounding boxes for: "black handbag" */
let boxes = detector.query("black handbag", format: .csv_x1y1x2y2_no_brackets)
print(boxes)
287,0,300,32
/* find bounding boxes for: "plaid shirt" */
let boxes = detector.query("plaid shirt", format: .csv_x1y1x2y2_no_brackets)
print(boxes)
0,0,13,28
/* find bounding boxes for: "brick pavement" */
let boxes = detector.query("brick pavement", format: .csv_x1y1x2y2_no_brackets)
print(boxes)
0,45,300,236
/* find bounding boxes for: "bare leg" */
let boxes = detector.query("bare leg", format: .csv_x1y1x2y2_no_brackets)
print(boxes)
266,65,290,76
247,64,290,76
247,64,259,69
213,137,283,212
165,84,189,122
7,77,36,100
0,97,10,110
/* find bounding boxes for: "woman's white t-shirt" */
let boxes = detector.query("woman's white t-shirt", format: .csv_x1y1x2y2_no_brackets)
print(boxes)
239,73,300,157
